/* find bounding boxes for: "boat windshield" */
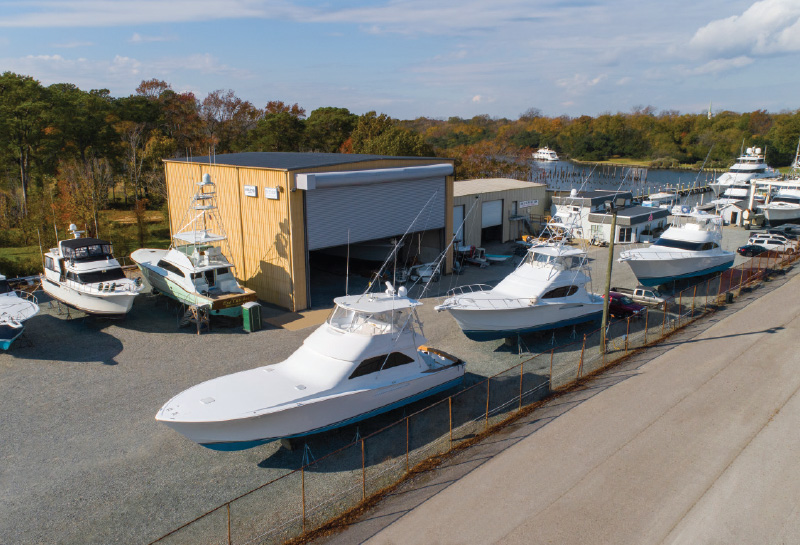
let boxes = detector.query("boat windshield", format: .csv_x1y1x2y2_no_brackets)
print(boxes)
653,239,718,251
327,305,411,335
64,243,113,261
74,268,128,284
523,251,582,270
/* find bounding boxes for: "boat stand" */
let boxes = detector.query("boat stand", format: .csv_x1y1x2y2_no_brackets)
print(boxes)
301,443,316,466
505,334,531,358
179,304,211,334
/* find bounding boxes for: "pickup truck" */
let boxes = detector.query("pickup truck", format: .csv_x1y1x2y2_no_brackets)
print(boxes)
610,286,666,306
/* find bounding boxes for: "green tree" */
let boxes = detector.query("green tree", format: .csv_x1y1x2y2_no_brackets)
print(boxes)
349,112,433,156
305,107,357,152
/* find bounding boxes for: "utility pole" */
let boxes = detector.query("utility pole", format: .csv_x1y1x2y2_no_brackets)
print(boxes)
600,200,619,354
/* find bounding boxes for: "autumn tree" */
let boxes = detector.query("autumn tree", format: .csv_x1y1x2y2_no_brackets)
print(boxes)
199,89,261,153
349,112,433,156
305,107,357,152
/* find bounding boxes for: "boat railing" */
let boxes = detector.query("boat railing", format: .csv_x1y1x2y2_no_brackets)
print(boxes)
62,277,143,295
0,290,40,322
619,248,704,261
444,284,494,297
440,294,534,310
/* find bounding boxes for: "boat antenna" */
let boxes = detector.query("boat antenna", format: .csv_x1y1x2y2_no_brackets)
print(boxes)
345,229,350,296
36,228,45,270
693,145,714,187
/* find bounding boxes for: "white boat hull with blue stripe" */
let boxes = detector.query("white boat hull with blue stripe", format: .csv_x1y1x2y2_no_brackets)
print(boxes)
156,285,465,451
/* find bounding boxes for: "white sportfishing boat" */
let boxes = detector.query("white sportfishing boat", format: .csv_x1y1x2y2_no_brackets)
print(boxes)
0,275,39,350
710,146,779,197
41,226,142,315
533,147,559,161
437,200,602,342
642,190,679,209
156,283,464,450
131,173,256,314
759,190,800,225
618,210,734,287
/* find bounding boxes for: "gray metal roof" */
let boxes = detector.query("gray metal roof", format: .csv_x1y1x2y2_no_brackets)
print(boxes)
165,152,445,171
454,178,545,197
588,206,669,226
552,190,634,208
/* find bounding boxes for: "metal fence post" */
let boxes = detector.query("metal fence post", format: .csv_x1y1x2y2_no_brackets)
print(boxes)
644,308,648,346
518,363,523,411
691,285,697,318
577,334,586,379
705,278,710,309
625,317,630,355
361,439,366,501
661,300,667,336
485,379,490,428
405,416,409,473
677,291,683,327
227,503,232,545
449,396,453,450
301,467,306,534
549,348,554,384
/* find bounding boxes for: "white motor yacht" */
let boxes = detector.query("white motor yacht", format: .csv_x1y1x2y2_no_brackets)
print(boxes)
710,147,779,197
156,283,464,450
758,189,800,226
131,173,256,315
533,147,559,161
41,226,142,315
618,210,734,287
643,190,679,209
436,242,603,341
0,275,39,349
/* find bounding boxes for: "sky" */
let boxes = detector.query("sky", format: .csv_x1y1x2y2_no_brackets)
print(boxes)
1,0,799,120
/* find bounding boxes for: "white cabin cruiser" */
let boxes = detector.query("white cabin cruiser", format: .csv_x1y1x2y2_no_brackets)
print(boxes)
710,147,779,197
156,284,465,450
533,147,559,161
759,189,800,226
41,226,142,315
618,210,734,287
131,173,256,314
436,244,603,341
0,275,39,350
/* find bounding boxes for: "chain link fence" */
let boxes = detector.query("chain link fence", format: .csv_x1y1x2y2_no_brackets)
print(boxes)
148,249,799,545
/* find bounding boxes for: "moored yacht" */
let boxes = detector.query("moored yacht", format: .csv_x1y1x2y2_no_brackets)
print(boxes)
131,173,256,314
41,226,142,315
618,210,734,287
533,147,559,161
156,283,464,450
710,147,779,197
758,188,800,225
0,275,39,349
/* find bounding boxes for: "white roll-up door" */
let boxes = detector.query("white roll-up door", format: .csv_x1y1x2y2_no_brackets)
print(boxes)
481,200,503,228
305,177,446,250
453,205,465,241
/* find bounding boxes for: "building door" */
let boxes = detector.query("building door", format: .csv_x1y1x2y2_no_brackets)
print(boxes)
453,205,465,243
481,199,503,243
730,211,738,225
618,227,632,243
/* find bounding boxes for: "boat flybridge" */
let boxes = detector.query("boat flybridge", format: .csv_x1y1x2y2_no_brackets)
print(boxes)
618,210,734,287
0,274,39,349
710,146,779,197
41,225,142,315
156,283,464,450
131,173,256,315
533,147,559,161
436,203,603,341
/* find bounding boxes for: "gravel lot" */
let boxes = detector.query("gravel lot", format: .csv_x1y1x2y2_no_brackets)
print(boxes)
0,225,755,544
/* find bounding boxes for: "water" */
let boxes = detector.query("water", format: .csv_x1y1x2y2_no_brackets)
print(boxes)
529,159,719,208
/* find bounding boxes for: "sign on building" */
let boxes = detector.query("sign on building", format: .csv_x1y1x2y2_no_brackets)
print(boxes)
520,199,539,209
243,185,258,197
264,187,279,200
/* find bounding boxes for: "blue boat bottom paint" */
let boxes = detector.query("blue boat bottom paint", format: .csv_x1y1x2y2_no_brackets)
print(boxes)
200,375,465,451
462,311,604,342
635,260,735,287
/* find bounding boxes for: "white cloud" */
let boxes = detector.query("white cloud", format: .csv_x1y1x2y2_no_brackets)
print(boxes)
52,40,94,48
556,73,608,91
472,95,482,103
689,0,800,57
686,56,754,75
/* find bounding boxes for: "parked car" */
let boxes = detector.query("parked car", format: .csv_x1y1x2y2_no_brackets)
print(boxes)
747,234,795,253
736,244,767,257
611,285,667,306
605,291,646,318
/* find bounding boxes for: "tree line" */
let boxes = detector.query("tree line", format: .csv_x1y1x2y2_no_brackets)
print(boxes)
2,70,799,250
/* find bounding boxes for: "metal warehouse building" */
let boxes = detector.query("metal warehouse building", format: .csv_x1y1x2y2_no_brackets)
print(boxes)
164,153,455,311
452,178,547,247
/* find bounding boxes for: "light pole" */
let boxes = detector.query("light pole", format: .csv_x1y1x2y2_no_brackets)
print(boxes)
600,200,619,354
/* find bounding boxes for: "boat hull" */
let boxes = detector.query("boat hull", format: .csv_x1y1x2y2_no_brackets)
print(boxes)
40,277,137,315
0,323,24,350
159,367,464,451
623,254,735,287
447,301,604,342
761,205,800,226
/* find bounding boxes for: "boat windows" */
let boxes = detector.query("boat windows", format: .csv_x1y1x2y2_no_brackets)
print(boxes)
77,268,128,284
652,239,709,251
63,244,113,261
542,285,579,299
45,256,56,271
157,260,186,278
526,252,582,270
349,352,415,379
327,306,411,334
